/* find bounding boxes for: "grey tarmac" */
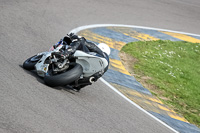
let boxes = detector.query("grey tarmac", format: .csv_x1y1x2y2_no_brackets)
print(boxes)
1,0,200,132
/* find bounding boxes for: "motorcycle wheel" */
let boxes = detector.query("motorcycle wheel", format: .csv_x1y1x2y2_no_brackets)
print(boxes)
44,63,83,87
23,55,42,70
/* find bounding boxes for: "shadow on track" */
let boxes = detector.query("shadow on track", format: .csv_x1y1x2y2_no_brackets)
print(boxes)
19,65,76,94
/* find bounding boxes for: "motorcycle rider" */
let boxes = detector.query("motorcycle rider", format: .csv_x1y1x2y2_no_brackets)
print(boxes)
54,33,110,91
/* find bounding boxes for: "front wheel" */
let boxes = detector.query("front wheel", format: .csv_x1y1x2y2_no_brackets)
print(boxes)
23,55,42,70
44,63,83,87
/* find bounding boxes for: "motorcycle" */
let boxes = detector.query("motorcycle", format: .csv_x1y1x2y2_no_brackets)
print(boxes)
23,42,109,89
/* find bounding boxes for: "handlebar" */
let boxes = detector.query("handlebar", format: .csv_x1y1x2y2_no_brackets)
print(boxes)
51,52,78,60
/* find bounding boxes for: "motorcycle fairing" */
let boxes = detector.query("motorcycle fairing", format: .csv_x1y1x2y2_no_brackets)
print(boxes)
74,50,108,77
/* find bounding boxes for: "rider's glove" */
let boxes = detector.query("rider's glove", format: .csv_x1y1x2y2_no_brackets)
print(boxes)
63,50,70,58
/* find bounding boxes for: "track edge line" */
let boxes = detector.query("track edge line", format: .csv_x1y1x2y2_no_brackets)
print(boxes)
100,78,179,133
69,23,200,133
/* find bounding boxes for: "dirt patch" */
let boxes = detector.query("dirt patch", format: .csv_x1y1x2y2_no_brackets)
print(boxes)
119,52,137,76
119,51,169,101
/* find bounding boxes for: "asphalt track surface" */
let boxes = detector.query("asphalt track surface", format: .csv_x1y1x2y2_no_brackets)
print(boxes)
1,0,200,132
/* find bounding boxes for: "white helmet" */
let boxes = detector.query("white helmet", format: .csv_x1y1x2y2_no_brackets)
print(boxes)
98,43,111,55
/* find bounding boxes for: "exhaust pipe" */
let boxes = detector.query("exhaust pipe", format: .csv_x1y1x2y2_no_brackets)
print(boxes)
75,76,97,87
89,77,96,83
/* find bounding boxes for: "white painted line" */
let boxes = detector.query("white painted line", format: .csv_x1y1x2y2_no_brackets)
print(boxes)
69,24,200,133
100,78,179,133
69,24,200,37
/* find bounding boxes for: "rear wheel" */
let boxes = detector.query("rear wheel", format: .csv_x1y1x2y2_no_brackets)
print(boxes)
44,63,83,87
23,55,42,70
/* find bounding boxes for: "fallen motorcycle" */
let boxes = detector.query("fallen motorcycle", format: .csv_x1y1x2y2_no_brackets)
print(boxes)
23,42,109,90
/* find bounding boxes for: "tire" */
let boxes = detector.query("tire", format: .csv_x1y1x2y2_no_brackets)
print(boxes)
23,55,42,70
44,63,83,87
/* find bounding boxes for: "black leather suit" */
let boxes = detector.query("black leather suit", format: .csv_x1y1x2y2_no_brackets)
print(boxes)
62,35,109,78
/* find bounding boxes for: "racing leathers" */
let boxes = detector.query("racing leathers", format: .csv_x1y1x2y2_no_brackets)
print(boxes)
56,34,109,90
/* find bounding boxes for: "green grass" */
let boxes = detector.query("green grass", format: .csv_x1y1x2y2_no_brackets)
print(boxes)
121,40,200,127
